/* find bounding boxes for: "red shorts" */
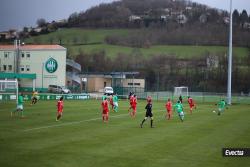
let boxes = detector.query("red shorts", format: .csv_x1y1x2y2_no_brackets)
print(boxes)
103,109,109,114
102,112,109,117
167,109,172,113
57,110,63,114
189,104,194,108
132,105,136,111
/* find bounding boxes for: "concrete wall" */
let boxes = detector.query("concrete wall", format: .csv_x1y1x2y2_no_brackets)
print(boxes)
0,46,66,90
0,50,15,72
20,50,66,89
122,78,145,88
87,77,112,92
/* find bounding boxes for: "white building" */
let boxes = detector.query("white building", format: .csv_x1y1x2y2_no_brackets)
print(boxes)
129,15,142,22
0,43,66,92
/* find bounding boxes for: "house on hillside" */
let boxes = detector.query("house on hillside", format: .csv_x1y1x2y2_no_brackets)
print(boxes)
223,17,230,25
33,27,42,33
185,6,192,11
176,14,188,24
171,11,182,17
199,14,208,23
206,55,219,68
0,31,9,39
243,22,250,29
56,19,67,24
160,15,168,22
0,30,18,40
163,8,171,14
129,15,142,22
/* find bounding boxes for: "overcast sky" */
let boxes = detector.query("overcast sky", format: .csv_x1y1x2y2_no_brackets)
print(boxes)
193,0,250,13
0,0,249,31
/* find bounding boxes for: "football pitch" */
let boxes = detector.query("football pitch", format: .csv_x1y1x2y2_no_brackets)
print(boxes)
0,99,249,167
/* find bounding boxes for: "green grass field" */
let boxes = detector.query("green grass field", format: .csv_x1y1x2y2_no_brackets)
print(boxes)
0,99,249,167
24,28,249,58
67,43,249,59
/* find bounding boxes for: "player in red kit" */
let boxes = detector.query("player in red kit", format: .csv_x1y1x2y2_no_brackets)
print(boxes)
165,98,173,120
101,97,109,123
187,96,196,114
130,95,137,118
128,93,134,114
56,96,64,121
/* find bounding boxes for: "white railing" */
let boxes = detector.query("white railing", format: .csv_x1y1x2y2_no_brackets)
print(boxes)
66,72,81,84
66,59,81,72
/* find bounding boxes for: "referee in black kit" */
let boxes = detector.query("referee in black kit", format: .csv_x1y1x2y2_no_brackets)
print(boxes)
140,98,154,128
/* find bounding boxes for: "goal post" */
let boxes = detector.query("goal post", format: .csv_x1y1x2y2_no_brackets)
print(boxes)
0,79,19,104
174,86,189,97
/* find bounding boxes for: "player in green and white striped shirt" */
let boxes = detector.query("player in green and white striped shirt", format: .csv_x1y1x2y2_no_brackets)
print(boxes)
113,93,119,112
174,100,184,122
217,99,226,116
11,93,24,117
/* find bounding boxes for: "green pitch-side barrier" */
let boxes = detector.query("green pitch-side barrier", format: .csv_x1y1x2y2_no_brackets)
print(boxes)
0,93,90,101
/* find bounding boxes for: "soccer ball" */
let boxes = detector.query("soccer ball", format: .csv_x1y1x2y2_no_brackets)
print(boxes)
213,110,216,113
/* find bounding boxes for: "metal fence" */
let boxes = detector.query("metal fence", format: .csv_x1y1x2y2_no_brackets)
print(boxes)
134,91,250,104
113,87,145,96
0,93,90,101
1,91,249,104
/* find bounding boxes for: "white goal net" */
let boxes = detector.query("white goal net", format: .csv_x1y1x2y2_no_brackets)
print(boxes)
0,79,18,103
174,86,189,97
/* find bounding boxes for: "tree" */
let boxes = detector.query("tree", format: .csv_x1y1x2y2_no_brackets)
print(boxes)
233,9,240,25
68,12,79,26
36,18,47,27
240,10,248,28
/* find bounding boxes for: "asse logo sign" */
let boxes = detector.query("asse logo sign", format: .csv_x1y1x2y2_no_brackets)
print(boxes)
45,58,58,73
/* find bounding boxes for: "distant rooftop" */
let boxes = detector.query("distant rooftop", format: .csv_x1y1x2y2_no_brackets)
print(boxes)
80,72,140,75
0,44,66,50
79,72,140,79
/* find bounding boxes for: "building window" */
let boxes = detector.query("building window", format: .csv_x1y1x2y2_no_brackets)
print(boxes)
26,65,30,71
128,83,141,86
20,65,25,72
4,52,9,58
3,65,7,71
8,65,12,71
21,53,25,58
26,53,30,58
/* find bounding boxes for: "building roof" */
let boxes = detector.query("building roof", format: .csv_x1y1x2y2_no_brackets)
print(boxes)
80,72,139,75
79,72,140,79
0,44,66,51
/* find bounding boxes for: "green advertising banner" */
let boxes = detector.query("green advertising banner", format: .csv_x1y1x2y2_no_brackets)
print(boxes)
0,93,90,101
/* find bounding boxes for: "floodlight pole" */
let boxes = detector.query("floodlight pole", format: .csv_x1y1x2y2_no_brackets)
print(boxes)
227,0,233,105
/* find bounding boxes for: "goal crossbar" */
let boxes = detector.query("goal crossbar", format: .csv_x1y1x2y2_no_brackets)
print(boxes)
174,86,189,96
0,79,18,104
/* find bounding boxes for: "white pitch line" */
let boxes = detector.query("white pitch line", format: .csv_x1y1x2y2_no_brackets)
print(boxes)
23,112,134,132
23,109,167,132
